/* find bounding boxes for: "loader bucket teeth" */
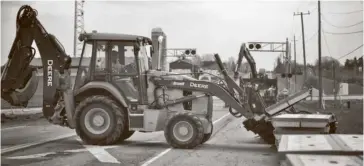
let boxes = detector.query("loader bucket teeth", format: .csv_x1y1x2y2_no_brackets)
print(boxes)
242,118,275,144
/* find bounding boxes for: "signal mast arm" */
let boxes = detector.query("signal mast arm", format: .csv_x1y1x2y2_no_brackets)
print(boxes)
1,5,72,119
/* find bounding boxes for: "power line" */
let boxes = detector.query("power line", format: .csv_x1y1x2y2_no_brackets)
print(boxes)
305,31,318,42
323,30,363,35
294,31,318,42
321,14,363,28
295,31,318,63
295,1,315,12
321,29,332,57
324,9,363,15
337,45,363,60
309,6,318,13
290,15,296,38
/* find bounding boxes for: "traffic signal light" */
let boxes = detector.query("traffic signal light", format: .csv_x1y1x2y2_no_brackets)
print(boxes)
281,73,293,78
248,43,262,50
185,49,196,55
281,72,303,78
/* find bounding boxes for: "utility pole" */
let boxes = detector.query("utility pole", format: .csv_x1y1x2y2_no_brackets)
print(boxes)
333,62,337,107
285,38,290,90
293,35,297,92
318,0,323,109
294,11,310,81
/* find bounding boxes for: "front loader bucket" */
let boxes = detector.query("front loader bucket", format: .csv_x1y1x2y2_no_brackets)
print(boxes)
242,88,315,145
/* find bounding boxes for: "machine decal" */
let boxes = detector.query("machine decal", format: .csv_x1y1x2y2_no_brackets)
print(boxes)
172,81,185,86
190,82,208,89
47,60,53,86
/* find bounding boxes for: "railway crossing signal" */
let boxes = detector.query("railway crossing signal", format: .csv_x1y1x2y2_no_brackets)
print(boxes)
281,71,303,78
185,49,196,55
248,43,262,50
246,42,287,53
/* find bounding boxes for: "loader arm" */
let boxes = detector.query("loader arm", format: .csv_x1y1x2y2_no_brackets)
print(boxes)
1,5,72,119
151,78,254,118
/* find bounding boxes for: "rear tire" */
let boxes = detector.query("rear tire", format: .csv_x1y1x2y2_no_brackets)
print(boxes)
164,112,204,149
75,95,125,145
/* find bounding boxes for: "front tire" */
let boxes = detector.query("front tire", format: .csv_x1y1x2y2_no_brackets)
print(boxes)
119,130,135,141
75,95,125,145
201,121,213,144
164,112,204,149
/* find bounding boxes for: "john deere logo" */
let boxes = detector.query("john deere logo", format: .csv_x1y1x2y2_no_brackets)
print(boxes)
190,82,208,89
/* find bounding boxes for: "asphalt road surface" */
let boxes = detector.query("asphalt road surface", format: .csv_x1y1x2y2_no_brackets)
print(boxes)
1,98,279,166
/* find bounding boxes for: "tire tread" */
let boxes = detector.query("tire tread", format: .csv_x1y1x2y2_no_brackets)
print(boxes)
75,95,124,145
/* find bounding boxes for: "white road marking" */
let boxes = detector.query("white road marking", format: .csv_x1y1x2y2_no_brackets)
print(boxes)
1,133,76,155
5,148,88,159
5,145,120,160
140,112,231,166
76,138,121,164
140,148,172,166
1,125,27,131
212,113,230,124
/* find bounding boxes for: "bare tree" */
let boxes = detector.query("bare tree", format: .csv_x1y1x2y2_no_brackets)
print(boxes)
315,56,340,70
225,56,236,72
200,54,215,61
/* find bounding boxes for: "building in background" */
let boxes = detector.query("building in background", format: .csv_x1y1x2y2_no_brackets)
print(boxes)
169,58,200,78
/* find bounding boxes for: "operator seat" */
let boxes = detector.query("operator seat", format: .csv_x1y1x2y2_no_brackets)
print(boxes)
111,53,139,103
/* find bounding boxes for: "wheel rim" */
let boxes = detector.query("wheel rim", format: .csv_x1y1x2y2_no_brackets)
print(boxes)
84,108,111,135
172,121,194,142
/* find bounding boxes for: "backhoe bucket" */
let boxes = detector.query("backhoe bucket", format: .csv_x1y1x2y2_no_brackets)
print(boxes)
1,68,39,107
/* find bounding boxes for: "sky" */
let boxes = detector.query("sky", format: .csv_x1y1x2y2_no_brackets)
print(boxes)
1,0,363,70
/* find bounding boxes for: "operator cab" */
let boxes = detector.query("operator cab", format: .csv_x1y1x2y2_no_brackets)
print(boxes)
74,31,153,104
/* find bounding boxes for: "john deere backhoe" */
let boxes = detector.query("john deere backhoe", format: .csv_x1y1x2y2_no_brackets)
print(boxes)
1,5,337,149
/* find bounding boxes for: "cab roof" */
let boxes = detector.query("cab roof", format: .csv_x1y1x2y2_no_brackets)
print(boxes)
79,32,152,43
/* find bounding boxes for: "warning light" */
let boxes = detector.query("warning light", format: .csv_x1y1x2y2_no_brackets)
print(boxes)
248,43,262,50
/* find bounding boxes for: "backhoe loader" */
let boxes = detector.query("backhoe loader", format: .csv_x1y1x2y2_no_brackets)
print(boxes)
1,5,337,149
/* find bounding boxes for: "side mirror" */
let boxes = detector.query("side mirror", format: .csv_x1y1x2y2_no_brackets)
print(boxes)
158,36,164,43
144,45,152,58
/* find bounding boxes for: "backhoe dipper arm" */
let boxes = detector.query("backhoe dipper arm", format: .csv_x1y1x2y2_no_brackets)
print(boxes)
233,43,257,80
1,5,72,119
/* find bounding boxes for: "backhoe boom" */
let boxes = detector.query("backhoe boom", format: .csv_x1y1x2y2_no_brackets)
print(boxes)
1,5,72,119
